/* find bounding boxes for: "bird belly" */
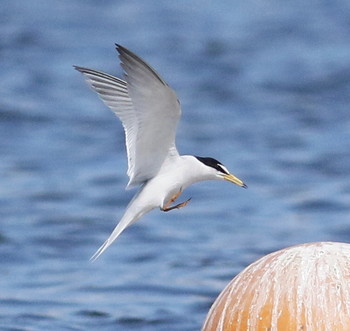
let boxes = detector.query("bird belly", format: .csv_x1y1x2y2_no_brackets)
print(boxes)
142,155,202,208
141,173,182,208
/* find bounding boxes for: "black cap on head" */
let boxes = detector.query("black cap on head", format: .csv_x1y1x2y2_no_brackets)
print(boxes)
195,156,229,174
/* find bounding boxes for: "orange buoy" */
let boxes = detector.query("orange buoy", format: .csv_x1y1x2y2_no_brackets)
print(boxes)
202,242,350,331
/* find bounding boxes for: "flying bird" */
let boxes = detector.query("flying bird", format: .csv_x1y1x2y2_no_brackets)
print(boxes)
75,44,246,260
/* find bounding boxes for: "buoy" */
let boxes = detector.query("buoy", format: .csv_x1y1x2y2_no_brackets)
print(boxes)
202,242,350,331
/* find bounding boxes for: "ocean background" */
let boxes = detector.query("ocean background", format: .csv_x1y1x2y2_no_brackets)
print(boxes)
1,1,350,330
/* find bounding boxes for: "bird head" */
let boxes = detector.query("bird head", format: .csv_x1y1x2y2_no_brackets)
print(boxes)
195,156,247,188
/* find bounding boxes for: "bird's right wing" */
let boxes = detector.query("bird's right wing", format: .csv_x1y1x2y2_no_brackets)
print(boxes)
75,44,181,188
74,66,138,184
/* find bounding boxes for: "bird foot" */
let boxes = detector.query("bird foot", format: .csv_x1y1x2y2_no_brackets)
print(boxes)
161,198,192,212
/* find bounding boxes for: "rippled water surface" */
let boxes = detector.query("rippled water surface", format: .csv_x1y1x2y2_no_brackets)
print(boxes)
2,1,350,330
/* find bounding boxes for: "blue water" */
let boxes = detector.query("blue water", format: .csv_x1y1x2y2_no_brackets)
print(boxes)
2,1,350,330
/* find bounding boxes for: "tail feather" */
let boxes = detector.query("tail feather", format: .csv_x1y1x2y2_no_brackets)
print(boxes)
90,212,140,261
90,183,155,261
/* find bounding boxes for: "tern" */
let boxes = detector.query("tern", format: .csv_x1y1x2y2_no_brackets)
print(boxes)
75,44,246,260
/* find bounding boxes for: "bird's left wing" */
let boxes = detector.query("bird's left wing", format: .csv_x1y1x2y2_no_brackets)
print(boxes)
75,45,181,188
117,44,181,187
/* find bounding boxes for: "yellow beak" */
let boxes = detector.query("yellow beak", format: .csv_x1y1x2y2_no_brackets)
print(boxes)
223,173,247,188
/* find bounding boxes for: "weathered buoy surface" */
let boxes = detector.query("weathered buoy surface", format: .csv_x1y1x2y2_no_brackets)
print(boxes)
202,242,350,331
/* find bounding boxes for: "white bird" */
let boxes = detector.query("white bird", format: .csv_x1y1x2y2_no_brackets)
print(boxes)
75,44,246,260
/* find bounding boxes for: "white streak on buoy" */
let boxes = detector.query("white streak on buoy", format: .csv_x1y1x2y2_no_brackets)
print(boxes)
202,242,350,331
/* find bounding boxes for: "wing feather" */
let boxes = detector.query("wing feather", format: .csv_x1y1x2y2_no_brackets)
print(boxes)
74,66,137,181
74,45,181,188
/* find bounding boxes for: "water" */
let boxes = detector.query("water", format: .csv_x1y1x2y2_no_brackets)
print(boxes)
1,1,350,330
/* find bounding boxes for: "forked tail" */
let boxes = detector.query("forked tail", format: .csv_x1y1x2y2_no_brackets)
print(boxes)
90,211,140,261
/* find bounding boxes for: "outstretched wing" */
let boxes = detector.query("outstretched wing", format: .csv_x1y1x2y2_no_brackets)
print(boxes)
74,44,181,188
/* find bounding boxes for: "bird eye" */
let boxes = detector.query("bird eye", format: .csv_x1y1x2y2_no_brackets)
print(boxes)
217,164,229,175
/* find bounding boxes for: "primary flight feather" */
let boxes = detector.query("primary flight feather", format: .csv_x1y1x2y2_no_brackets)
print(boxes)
75,44,246,260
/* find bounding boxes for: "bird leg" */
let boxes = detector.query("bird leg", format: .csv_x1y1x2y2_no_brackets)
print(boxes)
161,190,192,212
162,198,192,212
